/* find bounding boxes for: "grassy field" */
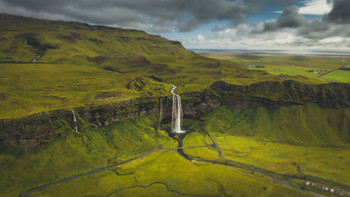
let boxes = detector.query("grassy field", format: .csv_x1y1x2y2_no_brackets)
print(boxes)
31,151,312,197
214,135,350,183
323,70,350,82
0,63,142,119
199,52,350,83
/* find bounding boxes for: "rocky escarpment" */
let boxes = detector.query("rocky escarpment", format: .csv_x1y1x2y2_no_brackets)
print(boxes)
0,97,161,149
1,80,350,149
0,110,70,149
76,97,160,128
209,80,350,109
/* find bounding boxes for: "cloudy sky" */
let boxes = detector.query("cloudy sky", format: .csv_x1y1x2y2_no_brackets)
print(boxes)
1,0,350,52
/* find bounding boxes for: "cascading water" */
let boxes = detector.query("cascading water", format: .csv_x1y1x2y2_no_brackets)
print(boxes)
170,84,185,133
70,109,79,132
158,97,164,131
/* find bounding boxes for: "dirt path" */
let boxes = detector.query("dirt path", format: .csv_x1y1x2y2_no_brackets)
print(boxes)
18,143,216,197
105,181,218,197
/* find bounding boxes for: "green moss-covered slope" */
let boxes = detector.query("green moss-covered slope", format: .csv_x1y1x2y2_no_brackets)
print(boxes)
202,104,350,147
0,13,192,64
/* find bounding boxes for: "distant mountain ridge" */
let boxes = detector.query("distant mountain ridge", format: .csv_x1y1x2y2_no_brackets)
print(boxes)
0,13,193,64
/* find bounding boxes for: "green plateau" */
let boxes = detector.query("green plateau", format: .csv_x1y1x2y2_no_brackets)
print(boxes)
1,13,350,197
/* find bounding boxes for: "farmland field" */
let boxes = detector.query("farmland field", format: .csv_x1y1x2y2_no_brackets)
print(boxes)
323,70,350,82
198,52,350,83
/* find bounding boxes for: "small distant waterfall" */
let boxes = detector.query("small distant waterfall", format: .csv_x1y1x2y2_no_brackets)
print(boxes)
32,55,41,63
70,109,79,132
170,84,185,133
158,97,164,131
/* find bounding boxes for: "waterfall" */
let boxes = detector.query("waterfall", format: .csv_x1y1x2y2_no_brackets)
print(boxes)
158,97,164,131
170,84,185,133
70,109,79,132
32,55,41,63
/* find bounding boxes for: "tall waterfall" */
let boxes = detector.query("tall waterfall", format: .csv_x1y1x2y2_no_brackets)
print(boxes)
70,109,79,132
170,84,185,133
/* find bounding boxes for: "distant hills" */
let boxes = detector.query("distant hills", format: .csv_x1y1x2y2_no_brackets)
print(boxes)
0,13,193,64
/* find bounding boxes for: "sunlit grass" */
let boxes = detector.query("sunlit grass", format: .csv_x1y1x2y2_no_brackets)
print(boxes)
0,63,143,119
322,70,350,82
211,134,350,183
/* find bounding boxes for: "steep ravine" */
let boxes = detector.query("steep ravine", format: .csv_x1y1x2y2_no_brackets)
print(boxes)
1,80,350,149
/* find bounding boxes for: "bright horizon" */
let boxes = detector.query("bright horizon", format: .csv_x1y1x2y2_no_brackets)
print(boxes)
188,48,350,56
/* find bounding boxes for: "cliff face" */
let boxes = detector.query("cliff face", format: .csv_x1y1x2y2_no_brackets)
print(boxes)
76,97,160,128
1,80,350,149
0,110,70,149
209,80,350,109
0,98,160,149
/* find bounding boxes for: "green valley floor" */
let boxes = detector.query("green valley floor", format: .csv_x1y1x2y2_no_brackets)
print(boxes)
1,104,350,197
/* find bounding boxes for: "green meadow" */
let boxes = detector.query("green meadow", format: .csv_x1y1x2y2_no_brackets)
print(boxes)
30,151,312,197
0,63,140,119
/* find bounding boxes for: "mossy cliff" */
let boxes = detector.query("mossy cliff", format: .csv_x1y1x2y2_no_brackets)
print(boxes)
76,97,160,128
209,80,350,109
1,80,350,149
0,98,160,149
0,110,70,149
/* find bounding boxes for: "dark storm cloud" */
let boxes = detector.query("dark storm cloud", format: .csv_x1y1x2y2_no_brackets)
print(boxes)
277,6,307,28
297,19,350,39
324,0,350,23
296,0,350,39
262,6,307,32
0,0,267,33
